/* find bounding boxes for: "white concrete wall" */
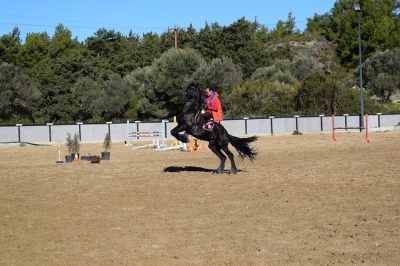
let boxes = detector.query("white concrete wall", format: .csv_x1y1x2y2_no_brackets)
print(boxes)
1,114,399,143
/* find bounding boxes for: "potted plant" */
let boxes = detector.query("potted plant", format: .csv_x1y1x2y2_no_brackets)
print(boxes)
72,133,80,160
65,133,74,163
102,132,111,160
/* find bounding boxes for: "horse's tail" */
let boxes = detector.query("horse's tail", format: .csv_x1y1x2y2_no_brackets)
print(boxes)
227,134,258,161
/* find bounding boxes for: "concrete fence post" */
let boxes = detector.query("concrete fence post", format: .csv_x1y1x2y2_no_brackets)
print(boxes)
135,121,141,139
47,123,53,142
77,122,83,141
319,114,324,132
376,113,382,128
16,124,23,143
244,117,249,135
294,115,300,132
344,114,349,131
106,122,112,138
163,120,168,139
269,116,275,136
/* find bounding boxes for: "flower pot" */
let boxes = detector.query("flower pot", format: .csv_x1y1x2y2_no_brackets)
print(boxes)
101,151,110,160
65,154,74,163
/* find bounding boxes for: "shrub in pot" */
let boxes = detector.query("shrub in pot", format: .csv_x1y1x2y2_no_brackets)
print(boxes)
102,132,111,160
65,133,74,163
72,133,80,160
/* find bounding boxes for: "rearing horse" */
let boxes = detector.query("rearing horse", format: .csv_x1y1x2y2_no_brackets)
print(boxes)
171,83,257,174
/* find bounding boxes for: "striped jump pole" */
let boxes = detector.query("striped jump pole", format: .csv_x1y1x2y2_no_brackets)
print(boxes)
364,114,370,142
331,114,336,142
126,120,166,149
155,120,168,149
331,114,370,142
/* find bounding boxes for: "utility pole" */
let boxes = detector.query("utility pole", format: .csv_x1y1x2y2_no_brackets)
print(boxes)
174,28,178,49
168,26,180,49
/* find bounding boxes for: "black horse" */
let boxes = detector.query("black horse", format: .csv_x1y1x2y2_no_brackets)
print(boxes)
171,83,257,175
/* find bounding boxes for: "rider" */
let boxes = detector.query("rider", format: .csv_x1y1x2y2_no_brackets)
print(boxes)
201,86,223,130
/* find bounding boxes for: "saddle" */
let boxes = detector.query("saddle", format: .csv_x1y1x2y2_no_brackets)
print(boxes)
194,111,202,124
194,111,215,131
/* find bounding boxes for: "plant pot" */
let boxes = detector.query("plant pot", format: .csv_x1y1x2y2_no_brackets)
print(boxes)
65,154,74,163
101,151,110,160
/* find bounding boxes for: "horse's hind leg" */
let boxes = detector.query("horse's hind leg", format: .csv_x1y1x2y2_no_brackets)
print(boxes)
208,142,226,174
221,145,238,175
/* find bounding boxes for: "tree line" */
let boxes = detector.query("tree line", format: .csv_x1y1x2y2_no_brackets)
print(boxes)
0,0,399,124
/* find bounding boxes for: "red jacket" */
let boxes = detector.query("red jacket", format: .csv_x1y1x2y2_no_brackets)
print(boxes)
205,91,223,121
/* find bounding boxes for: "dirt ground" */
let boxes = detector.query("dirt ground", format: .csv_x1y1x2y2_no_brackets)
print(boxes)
0,131,399,265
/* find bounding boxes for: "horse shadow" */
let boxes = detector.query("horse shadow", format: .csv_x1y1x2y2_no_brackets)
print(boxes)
163,166,244,174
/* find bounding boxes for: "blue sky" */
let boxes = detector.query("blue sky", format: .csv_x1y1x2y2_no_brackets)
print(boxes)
0,0,336,42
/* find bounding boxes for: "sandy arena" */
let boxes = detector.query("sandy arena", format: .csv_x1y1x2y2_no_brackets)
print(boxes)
0,132,399,265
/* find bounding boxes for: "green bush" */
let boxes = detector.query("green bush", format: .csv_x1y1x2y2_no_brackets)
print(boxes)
103,132,111,151
224,80,297,118
72,133,80,154
334,87,385,115
292,130,303,135
65,133,73,154
383,103,400,113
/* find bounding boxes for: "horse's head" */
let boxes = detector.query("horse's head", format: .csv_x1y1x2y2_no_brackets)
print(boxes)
183,83,201,105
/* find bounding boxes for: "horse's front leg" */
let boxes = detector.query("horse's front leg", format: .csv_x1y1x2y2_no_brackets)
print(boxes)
171,124,190,143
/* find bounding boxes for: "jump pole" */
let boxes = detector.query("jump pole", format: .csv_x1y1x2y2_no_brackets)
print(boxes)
56,143,64,163
155,120,168,149
130,120,163,149
364,114,370,142
331,114,370,142
126,120,158,148
156,119,187,151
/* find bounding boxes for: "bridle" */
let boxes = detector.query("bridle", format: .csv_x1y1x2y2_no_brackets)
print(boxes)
184,86,201,107
184,85,202,124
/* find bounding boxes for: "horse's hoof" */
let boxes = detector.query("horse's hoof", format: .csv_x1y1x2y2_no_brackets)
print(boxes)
213,169,224,174
230,168,238,175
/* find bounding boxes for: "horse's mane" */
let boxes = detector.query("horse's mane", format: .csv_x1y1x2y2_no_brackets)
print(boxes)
185,83,203,111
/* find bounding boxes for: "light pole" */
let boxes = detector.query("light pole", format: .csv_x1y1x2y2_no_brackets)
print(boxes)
354,2,364,130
